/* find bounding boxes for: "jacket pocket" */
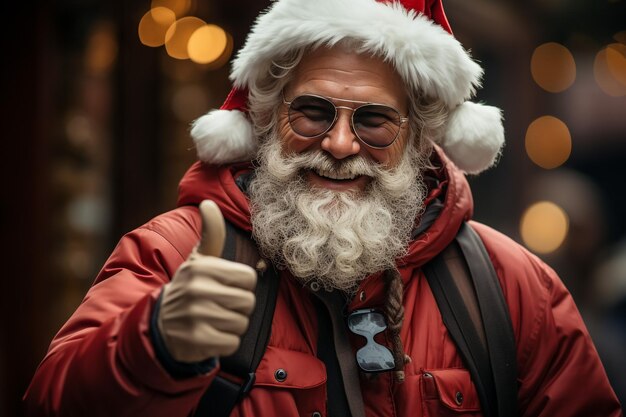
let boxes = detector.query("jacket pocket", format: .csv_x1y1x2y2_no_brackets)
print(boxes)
254,345,326,388
421,369,482,416
234,346,327,417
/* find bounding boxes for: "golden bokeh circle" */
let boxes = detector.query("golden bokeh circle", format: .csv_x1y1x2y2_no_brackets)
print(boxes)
188,25,228,64
525,116,572,169
151,0,192,18
138,7,177,47
606,43,626,87
594,47,626,97
201,32,234,70
86,23,118,74
165,16,206,60
531,42,576,93
520,201,569,254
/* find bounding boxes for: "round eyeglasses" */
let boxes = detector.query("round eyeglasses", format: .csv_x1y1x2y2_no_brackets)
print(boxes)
283,93,409,149
347,308,396,373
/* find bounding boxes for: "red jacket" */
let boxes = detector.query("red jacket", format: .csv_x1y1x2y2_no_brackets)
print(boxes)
24,157,621,417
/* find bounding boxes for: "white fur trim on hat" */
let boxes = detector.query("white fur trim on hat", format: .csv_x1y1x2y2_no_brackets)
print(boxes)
192,0,506,173
231,0,483,107
190,109,256,164
441,102,504,174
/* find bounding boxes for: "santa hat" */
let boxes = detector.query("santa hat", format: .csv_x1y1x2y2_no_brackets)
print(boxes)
191,0,504,174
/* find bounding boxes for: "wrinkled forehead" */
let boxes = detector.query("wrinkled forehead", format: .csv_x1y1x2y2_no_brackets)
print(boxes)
287,46,409,112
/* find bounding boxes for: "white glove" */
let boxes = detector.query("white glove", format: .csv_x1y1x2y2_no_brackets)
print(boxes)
157,200,257,363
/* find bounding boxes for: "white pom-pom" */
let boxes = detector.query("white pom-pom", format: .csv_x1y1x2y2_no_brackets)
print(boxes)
190,109,256,164
441,101,505,174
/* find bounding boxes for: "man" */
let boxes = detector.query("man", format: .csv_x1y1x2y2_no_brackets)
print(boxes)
25,0,621,416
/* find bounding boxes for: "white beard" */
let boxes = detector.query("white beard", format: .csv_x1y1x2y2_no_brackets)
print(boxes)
248,136,428,293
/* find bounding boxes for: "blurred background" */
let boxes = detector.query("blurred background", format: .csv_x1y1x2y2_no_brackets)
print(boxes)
1,0,625,415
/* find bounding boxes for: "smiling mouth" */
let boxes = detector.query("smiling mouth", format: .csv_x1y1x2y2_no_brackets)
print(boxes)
312,167,361,181
305,169,372,192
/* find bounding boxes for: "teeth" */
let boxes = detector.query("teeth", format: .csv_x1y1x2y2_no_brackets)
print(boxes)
314,168,358,180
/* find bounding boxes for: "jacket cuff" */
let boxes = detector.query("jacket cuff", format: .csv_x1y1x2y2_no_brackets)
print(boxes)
150,289,218,379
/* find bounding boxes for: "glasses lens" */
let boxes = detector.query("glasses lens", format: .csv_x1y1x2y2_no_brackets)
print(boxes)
288,95,336,138
348,309,395,372
353,104,401,148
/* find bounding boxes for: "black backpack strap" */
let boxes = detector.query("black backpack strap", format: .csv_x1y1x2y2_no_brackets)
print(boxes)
423,222,518,417
193,221,280,417
456,223,518,417
312,294,354,417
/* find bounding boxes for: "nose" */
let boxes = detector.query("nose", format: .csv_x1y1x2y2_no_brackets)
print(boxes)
320,110,361,160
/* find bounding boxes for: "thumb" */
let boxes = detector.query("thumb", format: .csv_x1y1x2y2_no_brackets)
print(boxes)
197,200,226,257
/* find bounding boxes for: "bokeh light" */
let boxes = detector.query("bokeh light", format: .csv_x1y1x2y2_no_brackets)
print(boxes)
138,7,176,47
531,42,576,93
606,43,626,87
151,0,192,18
520,201,569,254
188,24,228,64
202,32,234,70
165,16,206,60
525,116,572,169
85,23,118,74
594,47,626,96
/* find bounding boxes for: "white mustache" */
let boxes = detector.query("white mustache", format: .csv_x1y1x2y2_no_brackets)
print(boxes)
279,151,381,180
304,153,377,177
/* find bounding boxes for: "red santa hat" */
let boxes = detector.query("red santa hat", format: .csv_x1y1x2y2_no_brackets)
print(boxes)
190,0,505,174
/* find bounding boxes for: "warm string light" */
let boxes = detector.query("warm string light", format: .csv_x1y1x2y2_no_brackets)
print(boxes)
527,42,575,171
522,115,572,255
151,0,191,18
520,201,569,254
137,1,232,68
531,42,576,93
594,43,626,97
188,24,228,64
164,16,206,59
85,22,118,75
522,32,625,254
606,43,626,86
523,43,577,254
525,116,572,170
138,7,176,47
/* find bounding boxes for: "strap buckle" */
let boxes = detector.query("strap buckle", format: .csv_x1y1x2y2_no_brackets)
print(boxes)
241,372,256,395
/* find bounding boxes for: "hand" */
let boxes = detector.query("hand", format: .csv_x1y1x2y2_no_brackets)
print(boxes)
157,200,257,363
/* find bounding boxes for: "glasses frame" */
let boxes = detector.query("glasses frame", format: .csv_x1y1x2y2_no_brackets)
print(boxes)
282,93,409,150
347,308,396,373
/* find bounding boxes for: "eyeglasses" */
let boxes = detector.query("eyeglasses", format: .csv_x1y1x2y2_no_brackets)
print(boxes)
347,308,395,373
283,93,409,149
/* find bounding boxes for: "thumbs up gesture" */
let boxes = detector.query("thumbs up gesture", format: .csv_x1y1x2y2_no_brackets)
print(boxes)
157,200,257,363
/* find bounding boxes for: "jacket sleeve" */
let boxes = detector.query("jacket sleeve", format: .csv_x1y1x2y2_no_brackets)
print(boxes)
472,223,622,417
516,262,622,417
23,224,217,417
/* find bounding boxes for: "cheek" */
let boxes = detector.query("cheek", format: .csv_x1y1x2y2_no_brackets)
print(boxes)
277,112,319,154
388,140,408,164
369,134,409,166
